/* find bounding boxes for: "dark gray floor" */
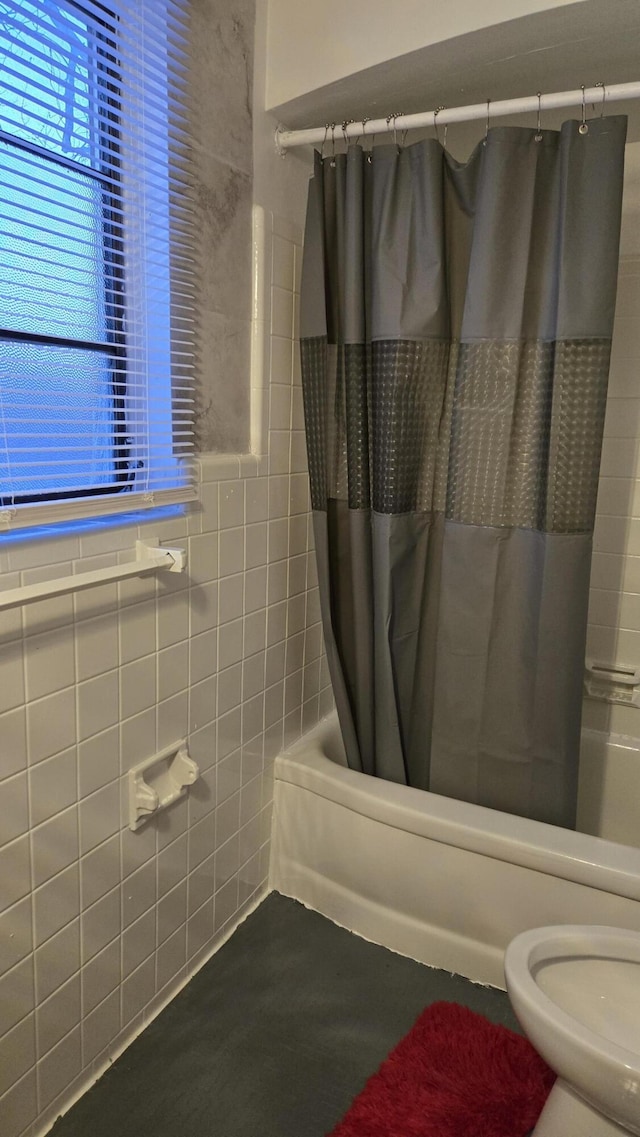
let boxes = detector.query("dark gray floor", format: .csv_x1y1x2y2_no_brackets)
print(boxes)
52,894,520,1137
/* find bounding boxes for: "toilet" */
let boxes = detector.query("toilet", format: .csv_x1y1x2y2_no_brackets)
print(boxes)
504,926,640,1136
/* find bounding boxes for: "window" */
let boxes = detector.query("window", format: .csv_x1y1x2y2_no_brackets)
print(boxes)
0,0,195,531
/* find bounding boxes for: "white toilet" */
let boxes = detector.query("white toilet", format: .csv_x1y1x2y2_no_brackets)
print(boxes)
504,926,640,1136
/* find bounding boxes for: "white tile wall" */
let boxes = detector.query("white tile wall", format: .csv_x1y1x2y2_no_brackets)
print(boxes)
0,212,332,1137
585,241,640,738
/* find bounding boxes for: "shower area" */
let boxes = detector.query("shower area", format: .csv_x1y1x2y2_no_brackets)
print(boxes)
268,3,640,981
299,116,626,831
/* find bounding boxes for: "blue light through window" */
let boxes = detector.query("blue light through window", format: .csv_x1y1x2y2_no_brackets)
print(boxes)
0,0,125,502
0,0,95,163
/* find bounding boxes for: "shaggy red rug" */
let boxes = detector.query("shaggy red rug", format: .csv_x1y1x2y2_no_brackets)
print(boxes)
328,1001,555,1137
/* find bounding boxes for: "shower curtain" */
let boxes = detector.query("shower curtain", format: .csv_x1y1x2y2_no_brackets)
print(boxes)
300,116,627,829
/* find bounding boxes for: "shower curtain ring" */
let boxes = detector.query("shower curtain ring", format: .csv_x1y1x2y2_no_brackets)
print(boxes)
330,122,337,165
484,98,491,144
534,92,543,141
320,124,329,161
433,105,445,145
579,86,589,134
595,81,606,117
342,120,352,150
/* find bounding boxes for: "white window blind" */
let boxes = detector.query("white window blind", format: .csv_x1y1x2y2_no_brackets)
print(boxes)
0,0,196,531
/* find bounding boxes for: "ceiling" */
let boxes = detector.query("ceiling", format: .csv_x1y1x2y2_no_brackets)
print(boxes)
270,0,640,151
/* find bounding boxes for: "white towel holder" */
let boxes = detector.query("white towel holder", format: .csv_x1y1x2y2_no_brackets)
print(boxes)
0,539,187,611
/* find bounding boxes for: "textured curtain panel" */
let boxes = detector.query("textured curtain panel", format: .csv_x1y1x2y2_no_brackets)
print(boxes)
300,118,627,829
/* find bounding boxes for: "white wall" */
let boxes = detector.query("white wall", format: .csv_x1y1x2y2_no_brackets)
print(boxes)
585,140,640,741
265,0,580,109
253,0,311,229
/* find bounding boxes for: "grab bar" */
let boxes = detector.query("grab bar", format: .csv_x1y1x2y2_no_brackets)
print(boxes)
0,540,187,611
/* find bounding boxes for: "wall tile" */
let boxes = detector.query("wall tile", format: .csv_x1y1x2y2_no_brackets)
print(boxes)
243,610,266,657
78,728,119,798
158,590,190,649
187,853,215,917
81,887,121,964
190,534,219,586
82,988,120,1067
37,974,81,1057
217,663,243,716
0,641,24,713
214,876,238,934
157,691,189,750
37,1024,82,1111
0,954,34,1035
122,909,156,979
190,629,218,688
218,619,244,671
120,655,157,721
80,834,121,909
30,748,78,828
121,822,156,880
0,836,31,914
158,641,190,702
35,920,79,1005
187,900,214,959
34,864,80,948
158,833,189,899
120,707,156,773
157,881,187,946
27,687,76,764
188,721,216,775
78,672,118,742
218,574,244,624
120,601,157,665
82,939,120,1016
188,814,215,872
217,752,242,806
75,614,118,683
157,797,188,852
0,1069,37,1137
0,897,32,974
0,1014,35,1098
31,807,79,889
25,626,75,702
122,955,155,1027
156,927,186,991
0,772,28,845
245,477,268,523
122,861,156,929
79,783,121,857
0,707,27,782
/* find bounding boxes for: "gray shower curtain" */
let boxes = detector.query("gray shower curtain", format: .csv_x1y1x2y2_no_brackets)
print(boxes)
300,117,627,829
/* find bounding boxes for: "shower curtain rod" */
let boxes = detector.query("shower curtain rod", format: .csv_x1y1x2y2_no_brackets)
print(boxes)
275,80,640,152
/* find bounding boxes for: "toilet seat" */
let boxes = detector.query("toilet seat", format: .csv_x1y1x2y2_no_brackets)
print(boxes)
506,925,640,1071
505,925,640,1136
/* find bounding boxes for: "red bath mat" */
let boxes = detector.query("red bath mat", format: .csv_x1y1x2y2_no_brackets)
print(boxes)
328,1001,555,1137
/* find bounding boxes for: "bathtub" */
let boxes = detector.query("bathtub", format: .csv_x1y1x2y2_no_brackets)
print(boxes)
270,713,640,988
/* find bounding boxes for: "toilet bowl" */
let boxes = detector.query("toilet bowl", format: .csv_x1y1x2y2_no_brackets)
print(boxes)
505,926,640,1136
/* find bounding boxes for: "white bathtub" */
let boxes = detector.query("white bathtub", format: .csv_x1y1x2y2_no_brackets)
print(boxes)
270,713,640,988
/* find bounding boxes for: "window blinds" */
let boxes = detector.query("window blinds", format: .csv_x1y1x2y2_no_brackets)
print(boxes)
0,0,196,530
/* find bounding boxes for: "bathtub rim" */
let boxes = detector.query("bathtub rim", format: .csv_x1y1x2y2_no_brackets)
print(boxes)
275,713,640,905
